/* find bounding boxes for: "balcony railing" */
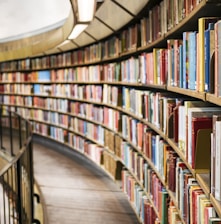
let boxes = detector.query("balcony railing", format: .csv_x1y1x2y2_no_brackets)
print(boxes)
0,106,35,224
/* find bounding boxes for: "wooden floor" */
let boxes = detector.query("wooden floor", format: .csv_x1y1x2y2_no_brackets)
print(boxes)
33,137,140,224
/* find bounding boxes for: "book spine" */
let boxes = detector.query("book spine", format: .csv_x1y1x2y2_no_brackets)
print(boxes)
188,32,197,90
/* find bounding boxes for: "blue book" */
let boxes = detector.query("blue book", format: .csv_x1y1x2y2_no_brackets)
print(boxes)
179,45,183,88
37,70,50,81
151,135,156,163
33,84,41,94
188,31,197,90
204,23,215,92
122,87,126,109
83,121,87,135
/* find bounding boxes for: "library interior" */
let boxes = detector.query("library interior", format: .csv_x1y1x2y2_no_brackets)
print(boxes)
1,0,221,223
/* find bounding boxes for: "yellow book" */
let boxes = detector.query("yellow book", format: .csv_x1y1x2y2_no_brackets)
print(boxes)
153,48,158,85
199,196,211,224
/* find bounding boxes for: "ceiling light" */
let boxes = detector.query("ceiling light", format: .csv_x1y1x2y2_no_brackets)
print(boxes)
68,0,96,39
68,24,88,39
76,0,95,22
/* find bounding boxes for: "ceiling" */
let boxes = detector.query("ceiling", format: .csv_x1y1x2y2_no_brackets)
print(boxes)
0,0,71,43
0,0,149,61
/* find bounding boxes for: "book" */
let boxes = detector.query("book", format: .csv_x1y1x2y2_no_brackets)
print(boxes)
205,23,215,92
215,120,221,201
215,20,221,96
189,184,201,224
167,39,175,87
197,195,207,223
173,99,187,143
179,44,183,88
191,189,204,224
198,17,220,92
178,100,211,157
37,70,51,82
184,177,197,223
188,31,197,90
182,31,190,89
209,217,221,224
211,115,221,197
159,188,168,224
146,52,154,84
176,161,190,216
187,107,221,166
199,196,213,224
167,151,178,192
153,48,161,85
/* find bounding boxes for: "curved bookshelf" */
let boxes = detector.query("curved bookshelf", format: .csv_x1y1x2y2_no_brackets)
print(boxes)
1,0,221,223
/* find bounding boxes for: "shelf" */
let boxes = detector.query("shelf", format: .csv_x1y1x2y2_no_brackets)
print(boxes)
196,173,210,197
167,86,206,100
206,93,221,106
166,138,194,174
1,0,221,221
210,194,221,218
120,157,160,221
165,0,221,37
166,189,185,224
121,136,185,223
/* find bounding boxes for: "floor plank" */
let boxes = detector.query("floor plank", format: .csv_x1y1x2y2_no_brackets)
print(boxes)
33,140,139,224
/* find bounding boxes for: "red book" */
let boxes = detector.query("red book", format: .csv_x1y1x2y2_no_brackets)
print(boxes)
191,189,204,224
168,151,177,192
174,39,183,87
191,116,212,168
137,122,143,149
183,173,193,223
160,49,167,85
146,52,154,85
142,93,149,120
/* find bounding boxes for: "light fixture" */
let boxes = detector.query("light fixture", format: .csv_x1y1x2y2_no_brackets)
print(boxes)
68,0,96,39
68,24,88,39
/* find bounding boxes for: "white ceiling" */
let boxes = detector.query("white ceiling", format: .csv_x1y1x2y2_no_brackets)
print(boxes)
0,0,150,60
0,0,71,43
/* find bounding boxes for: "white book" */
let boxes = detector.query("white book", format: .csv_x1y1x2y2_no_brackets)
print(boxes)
102,84,108,104
211,132,215,196
215,120,221,201
155,135,160,171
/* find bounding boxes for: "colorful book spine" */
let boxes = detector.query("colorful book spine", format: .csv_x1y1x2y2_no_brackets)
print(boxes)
188,31,197,90
198,17,220,92
183,31,190,89
204,23,215,92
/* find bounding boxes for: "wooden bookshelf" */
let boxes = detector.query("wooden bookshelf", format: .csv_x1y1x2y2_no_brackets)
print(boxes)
1,0,221,222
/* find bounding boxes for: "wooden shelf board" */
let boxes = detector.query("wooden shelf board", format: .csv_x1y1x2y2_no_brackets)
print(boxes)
167,86,206,100
206,93,221,106
210,194,221,217
196,173,210,197
166,138,194,175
